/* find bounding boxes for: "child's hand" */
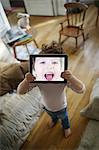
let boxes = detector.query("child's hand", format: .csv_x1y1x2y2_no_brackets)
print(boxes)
25,72,36,83
61,70,73,80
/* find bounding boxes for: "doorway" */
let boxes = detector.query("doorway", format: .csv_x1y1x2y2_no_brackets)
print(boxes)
9,0,25,8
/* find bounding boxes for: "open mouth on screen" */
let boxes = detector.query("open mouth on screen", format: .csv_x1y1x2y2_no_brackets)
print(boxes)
44,73,54,81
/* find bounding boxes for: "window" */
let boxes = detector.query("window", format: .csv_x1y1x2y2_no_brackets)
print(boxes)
0,1,10,37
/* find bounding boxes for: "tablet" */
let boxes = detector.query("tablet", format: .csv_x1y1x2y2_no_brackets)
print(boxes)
29,54,68,83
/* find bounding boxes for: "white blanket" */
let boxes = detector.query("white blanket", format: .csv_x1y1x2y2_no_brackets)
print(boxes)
0,87,43,150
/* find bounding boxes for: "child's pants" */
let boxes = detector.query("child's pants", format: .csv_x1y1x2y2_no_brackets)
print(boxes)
43,107,70,129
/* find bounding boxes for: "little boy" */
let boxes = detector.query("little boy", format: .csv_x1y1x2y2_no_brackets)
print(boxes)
17,41,85,138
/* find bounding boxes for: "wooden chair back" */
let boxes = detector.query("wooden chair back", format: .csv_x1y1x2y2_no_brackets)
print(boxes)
64,2,88,28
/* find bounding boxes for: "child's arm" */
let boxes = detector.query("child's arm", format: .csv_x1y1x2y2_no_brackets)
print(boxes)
61,70,85,93
17,72,36,94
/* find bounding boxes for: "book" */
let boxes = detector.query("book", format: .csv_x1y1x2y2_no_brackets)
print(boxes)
5,27,27,45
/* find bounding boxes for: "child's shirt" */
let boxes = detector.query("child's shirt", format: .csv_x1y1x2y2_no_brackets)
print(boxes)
29,81,85,112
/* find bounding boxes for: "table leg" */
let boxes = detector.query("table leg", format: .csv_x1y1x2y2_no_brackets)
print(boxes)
13,46,17,59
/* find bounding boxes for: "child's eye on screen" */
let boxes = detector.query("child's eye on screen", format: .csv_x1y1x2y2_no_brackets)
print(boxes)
52,61,58,64
40,61,46,64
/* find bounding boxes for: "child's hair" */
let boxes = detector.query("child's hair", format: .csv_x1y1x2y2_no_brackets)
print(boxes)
39,41,64,54
32,41,64,70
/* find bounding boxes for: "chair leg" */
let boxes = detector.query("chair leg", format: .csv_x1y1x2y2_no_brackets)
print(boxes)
13,46,17,59
25,44,30,55
96,8,99,27
75,37,78,48
59,34,61,44
82,32,85,42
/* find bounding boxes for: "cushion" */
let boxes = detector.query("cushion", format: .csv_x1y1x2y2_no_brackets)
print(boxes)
0,63,24,80
0,62,11,72
19,61,29,75
0,62,29,96
77,120,99,150
80,78,99,120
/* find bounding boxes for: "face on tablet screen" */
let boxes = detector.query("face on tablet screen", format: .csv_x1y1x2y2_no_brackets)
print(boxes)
30,55,68,83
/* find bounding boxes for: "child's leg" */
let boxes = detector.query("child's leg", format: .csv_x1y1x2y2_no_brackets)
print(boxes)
57,108,71,138
61,114,71,138
61,111,70,129
43,107,58,127
49,114,58,128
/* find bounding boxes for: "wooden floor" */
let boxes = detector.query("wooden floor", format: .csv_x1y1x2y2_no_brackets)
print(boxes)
8,5,99,150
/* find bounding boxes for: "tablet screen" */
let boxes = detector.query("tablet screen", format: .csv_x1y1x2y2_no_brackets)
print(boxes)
30,54,68,83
